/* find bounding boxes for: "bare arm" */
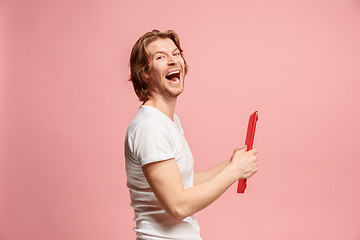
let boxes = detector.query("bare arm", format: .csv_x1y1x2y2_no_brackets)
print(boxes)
142,146,258,221
193,159,231,185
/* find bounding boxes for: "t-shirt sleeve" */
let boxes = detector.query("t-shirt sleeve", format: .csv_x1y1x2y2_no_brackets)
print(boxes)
131,117,175,167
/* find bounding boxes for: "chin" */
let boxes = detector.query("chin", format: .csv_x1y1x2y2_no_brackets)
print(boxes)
166,87,184,98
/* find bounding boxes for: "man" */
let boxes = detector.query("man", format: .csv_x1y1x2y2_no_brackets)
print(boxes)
125,30,258,240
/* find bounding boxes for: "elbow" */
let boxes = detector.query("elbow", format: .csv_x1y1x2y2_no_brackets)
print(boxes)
160,193,191,221
167,205,188,221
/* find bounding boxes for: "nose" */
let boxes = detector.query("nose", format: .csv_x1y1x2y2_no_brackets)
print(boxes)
167,55,177,66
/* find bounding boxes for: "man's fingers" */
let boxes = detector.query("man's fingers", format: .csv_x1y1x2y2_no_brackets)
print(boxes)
250,148,258,154
233,147,241,152
233,145,247,153
240,145,248,152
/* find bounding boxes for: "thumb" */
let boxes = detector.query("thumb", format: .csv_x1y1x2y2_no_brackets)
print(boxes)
239,145,248,152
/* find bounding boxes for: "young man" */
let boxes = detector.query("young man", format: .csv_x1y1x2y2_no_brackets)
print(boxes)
125,30,258,240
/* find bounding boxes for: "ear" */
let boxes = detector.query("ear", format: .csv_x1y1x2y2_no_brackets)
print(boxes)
143,71,151,83
144,73,150,82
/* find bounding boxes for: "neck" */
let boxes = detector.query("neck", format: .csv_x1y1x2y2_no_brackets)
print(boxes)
143,94,177,121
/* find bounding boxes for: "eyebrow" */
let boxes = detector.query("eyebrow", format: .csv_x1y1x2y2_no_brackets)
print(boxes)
153,48,179,56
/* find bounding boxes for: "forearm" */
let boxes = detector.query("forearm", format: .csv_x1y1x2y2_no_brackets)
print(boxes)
175,165,237,220
194,159,230,185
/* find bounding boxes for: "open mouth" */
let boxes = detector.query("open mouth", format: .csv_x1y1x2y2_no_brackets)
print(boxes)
165,70,181,83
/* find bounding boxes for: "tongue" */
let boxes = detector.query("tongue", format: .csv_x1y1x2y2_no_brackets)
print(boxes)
168,77,179,82
166,73,179,82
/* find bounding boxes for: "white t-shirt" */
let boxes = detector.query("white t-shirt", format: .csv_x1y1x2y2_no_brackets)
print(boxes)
125,105,202,240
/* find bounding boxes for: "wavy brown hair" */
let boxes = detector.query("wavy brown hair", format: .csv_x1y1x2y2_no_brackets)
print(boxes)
129,30,189,102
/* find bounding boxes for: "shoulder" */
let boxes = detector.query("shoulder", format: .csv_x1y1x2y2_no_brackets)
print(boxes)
125,109,176,165
127,109,174,143
128,114,166,136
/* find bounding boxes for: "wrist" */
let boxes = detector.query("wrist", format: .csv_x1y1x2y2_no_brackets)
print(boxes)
223,163,238,183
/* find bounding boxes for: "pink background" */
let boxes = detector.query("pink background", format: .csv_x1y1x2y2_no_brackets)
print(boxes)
1,0,360,239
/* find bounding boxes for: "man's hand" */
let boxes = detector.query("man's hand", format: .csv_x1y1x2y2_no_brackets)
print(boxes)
228,145,258,180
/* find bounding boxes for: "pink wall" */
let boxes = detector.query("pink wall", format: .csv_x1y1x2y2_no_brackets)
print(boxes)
2,0,360,239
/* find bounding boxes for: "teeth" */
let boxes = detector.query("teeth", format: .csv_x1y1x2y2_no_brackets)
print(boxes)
166,70,180,76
